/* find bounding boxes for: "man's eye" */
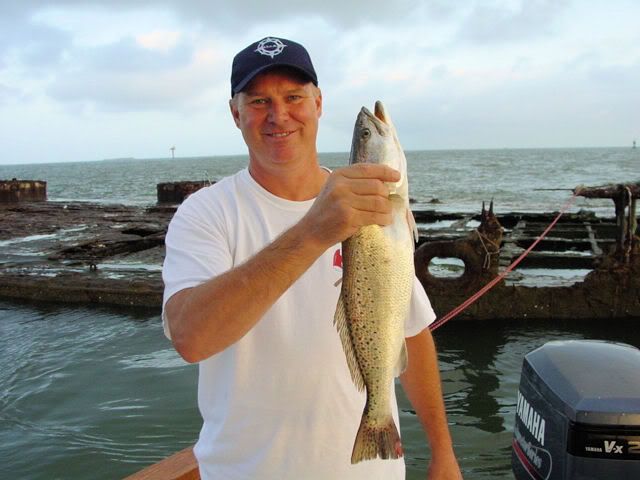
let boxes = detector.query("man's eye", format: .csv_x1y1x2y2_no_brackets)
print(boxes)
250,98,268,105
288,95,302,101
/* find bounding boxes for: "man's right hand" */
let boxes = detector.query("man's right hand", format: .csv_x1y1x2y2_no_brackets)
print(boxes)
301,163,401,249
165,163,401,362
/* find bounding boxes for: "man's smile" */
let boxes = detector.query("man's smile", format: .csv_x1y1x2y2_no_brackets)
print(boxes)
265,131,295,138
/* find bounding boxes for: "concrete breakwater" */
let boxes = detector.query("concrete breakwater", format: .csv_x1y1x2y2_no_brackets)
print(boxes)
415,207,639,321
0,187,638,320
0,179,47,202
0,201,172,308
413,182,640,321
157,181,211,204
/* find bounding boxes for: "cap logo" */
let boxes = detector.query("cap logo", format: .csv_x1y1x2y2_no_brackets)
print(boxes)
255,37,287,58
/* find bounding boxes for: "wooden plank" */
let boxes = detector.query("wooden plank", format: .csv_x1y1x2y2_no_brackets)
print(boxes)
123,446,199,480
584,222,603,256
450,214,474,229
575,182,640,199
499,220,526,267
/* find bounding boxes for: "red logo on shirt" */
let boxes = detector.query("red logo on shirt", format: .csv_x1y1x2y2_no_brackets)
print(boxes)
333,248,343,269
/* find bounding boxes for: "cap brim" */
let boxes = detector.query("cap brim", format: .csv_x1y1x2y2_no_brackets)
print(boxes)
232,63,317,95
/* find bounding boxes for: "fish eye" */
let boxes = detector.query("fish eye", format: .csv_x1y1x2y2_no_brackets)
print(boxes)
362,128,371,139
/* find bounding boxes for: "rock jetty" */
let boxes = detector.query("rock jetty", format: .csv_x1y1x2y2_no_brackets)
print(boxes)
0,181,638,321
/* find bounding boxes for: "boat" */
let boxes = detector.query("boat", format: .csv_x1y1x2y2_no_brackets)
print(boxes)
413,182,640,322
123,446,199,480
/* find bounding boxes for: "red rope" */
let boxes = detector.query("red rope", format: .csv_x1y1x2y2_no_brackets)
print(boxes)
429,193,580,332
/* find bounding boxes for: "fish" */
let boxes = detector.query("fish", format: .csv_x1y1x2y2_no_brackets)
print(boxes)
334,100,419,464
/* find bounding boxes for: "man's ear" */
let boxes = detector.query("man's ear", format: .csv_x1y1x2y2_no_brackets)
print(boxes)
315,88,322,119
229,97,241,128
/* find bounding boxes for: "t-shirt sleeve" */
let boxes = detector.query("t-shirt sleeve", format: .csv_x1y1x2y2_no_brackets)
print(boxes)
404,276,437,338
161,194,233,339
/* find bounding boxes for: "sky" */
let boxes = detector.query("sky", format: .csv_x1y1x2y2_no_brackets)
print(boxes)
0,0,638,165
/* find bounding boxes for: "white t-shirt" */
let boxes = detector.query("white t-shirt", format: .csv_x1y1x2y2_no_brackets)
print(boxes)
162,168,436,480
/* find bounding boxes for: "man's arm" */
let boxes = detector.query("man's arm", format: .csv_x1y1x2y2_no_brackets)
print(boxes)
165,164,400,363
400,329,463,479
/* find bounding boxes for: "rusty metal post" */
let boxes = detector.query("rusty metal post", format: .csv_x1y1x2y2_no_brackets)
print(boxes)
575,182,640,264
614,190,627,260
0,179,47,203
156,181,212,204
631,197,638,240
627,193,638,262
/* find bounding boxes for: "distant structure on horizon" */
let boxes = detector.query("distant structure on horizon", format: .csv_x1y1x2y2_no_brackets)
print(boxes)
633,140,637,149
170,146,176,159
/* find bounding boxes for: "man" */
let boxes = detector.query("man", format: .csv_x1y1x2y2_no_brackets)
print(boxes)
162,37,462,479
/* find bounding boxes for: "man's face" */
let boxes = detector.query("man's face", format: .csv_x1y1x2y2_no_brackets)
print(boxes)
230,69,322,172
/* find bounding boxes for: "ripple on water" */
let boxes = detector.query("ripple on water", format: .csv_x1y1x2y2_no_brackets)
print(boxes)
118,349,188,370
0,302,199,479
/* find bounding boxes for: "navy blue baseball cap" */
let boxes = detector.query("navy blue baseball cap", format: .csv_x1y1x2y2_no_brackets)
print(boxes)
231,37,318,97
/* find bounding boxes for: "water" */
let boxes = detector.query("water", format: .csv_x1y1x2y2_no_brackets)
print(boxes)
1,147,637,215
0,302,198,480
2,302,639,479
0,148,638,478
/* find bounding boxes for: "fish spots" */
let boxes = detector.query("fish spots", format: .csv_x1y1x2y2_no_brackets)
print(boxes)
340,101,410,464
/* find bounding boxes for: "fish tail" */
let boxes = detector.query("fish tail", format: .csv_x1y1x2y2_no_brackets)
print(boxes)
350,413,403,464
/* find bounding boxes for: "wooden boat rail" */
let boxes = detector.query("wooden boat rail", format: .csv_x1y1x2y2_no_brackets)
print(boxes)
123,446,199,480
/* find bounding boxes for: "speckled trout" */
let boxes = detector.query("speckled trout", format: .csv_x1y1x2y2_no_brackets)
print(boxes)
334,101,418,463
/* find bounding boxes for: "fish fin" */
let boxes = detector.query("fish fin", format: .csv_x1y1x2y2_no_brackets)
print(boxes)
394,339,409,377
406,208,419,245
334,295,365,392
351,410,403,464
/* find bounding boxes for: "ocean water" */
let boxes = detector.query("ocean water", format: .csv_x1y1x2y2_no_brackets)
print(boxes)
0,148,638,479
2,302,640,479
1,147,637,215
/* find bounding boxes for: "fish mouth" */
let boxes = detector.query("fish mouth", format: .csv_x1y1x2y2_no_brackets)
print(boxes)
358,101,405,191
373,101,390,123
359,101,390,136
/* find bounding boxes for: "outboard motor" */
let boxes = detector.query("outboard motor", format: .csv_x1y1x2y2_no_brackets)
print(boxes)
512,340,640,480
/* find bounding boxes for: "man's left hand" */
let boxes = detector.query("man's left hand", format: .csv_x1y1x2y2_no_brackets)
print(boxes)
427,453,463,479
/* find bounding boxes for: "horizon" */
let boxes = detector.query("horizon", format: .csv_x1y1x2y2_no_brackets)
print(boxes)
0,144,637,168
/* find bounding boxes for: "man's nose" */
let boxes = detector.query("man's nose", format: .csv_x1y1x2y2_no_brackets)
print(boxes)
267,100,289,123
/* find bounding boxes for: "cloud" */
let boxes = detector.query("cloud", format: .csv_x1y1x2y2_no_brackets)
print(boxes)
456,0,569,44
0,83,28,105
0,0,466,41
1,0,640,165
0,13,71,69
75,36,194,73
46,40,225,111
0,4,220,112
3,1,447,113
136,30,182,52
165,0,428,29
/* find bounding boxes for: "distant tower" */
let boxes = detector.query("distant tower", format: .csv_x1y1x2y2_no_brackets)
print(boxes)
170,146,176,158
634,140,637,149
